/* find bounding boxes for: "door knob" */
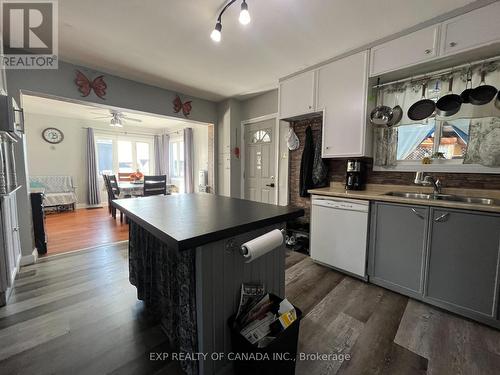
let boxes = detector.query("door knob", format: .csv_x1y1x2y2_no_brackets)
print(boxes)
266,183,275,188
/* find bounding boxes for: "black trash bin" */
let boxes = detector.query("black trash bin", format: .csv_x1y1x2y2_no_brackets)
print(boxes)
228,294,302,375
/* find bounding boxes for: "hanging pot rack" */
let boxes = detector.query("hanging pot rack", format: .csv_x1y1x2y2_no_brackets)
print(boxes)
372,55,500,89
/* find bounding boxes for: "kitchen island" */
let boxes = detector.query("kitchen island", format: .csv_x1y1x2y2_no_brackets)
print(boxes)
112,194,303,375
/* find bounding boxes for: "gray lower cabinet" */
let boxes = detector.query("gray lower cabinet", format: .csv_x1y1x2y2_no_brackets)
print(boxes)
425,208,500,319
368,202,428,297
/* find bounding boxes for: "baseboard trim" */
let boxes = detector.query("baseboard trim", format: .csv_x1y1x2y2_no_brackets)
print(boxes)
20,248,38,266
76,203,104,209
37,240,129,262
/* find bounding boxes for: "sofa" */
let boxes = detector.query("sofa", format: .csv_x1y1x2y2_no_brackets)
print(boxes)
29,176,77,211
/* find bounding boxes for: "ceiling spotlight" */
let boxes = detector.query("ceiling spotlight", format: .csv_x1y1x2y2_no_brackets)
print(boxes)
211,22,222,42
210,0,252,42
239,1,251,25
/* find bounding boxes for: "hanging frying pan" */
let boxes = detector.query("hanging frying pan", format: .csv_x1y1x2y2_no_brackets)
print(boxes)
460,69,473,104
436,77,462,117
469,70,497,105
387,90,403,127
407,83,435,121
370,79,393,128
495,90,500,111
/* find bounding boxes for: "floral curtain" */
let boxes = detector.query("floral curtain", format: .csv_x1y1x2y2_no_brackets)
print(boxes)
464,117,500,166
373,128,398,167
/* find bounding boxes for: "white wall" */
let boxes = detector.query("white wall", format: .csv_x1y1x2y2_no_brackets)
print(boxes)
240,90,278,121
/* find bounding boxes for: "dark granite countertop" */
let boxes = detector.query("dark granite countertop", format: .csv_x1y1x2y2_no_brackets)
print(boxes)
112,194,304,251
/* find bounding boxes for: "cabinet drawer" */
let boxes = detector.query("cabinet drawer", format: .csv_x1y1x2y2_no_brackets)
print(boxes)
440,2,500,56
370,25,440,76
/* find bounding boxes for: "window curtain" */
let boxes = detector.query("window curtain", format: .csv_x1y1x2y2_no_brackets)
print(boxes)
464,117,500,166
154,134,170,180
183,128,194,193
373,128,398,167
86,128,101,206
397,123,435,160
154,135,162,175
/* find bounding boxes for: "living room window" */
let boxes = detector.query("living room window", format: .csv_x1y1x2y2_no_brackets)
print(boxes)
170,139,184,178
95,133,154,175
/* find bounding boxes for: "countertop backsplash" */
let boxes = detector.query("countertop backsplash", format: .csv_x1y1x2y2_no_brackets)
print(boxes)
327,157,500,190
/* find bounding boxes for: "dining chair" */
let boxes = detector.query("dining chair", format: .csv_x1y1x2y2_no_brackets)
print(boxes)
106,175,126,223
143,175,167,196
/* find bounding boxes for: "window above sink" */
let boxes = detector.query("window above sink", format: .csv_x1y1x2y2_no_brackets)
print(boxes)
373,63,500,174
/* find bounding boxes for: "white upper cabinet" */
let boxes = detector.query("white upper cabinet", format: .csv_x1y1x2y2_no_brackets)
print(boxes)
370,3,500,76
318,50,370,158
370,25,440,76
440,2,500,56
279,70,317,119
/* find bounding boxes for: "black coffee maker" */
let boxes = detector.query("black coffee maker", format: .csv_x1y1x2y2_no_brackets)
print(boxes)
345,160,364,190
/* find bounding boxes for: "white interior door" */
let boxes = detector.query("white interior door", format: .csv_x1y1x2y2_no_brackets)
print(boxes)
244,119,276,204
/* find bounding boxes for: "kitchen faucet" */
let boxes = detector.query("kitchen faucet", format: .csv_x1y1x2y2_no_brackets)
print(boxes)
414,172,442,194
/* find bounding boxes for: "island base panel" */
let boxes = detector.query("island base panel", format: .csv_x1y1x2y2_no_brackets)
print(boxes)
195,223,286,375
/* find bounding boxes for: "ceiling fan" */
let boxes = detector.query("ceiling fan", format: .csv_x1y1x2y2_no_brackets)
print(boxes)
91,110,142,128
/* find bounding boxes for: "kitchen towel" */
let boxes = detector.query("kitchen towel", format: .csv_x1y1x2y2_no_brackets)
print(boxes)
312,133,328,187
286,127,300,150
299,125,314,197
241,229,284,263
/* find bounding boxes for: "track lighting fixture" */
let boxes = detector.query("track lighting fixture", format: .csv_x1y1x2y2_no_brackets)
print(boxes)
210,0,251,42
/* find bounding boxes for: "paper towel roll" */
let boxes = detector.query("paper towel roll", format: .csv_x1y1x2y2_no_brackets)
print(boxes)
241,229,284,263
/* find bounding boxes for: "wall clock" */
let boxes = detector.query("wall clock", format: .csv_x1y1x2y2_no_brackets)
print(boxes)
42,128,64,144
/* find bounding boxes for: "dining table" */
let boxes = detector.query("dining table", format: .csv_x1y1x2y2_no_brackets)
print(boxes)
118,181,144,197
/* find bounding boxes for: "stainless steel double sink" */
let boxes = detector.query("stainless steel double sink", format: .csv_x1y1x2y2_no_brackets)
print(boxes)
384,191,499,206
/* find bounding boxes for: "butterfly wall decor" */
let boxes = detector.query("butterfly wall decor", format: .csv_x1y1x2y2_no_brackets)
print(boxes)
75,70,107,100
173,95,192,117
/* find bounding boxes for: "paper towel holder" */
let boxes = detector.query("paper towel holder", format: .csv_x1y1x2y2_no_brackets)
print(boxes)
239,229,286,258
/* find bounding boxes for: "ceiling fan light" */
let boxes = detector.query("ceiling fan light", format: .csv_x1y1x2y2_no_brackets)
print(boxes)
211,22,222,42
239,1,250,25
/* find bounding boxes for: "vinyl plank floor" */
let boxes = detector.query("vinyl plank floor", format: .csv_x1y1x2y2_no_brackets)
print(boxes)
1,245,499,375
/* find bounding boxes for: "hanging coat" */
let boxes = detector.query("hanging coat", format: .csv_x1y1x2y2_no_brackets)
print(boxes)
312,134,328,187
299,126,314,197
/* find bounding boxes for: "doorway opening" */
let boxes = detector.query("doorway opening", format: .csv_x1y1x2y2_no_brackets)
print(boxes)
22,93,215,256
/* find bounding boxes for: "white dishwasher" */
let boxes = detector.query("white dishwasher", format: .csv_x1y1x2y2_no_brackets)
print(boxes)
310,196,369,279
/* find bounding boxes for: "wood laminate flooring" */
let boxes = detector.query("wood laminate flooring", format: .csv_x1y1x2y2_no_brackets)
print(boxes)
0,244,499,374
45,208,129,255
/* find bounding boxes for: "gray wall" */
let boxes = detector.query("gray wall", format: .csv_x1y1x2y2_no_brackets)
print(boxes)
240,89,278,121
216,90,279,199
7,60,217,261
216,99,241,198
